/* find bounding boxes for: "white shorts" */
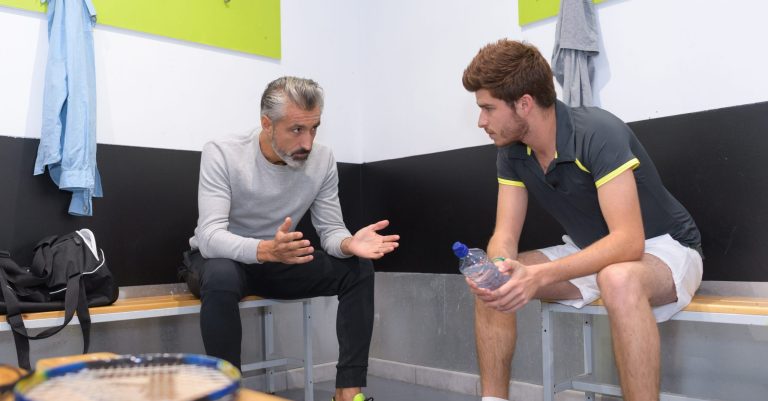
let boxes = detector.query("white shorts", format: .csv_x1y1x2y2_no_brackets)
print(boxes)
538,234,703,322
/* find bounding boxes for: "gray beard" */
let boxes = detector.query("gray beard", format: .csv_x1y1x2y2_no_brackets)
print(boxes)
271,134,306,168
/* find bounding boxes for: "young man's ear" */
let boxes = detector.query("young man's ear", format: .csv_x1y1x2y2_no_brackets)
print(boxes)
514,94,535,116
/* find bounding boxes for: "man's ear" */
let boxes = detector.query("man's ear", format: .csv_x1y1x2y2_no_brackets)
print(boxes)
516,94,535,115
261,115,272,131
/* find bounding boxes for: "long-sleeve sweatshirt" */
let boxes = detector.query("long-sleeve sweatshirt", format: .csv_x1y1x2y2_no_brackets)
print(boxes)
189,130,352,264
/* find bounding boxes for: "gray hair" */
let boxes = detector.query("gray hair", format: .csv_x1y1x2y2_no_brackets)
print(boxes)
260,76,324,122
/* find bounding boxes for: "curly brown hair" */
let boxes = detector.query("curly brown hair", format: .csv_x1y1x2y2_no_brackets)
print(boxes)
462,39,556,108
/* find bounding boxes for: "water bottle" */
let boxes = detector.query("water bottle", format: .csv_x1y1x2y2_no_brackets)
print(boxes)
452,241,510,290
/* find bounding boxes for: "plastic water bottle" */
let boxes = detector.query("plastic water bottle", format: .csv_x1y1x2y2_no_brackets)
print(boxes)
452,241,509,290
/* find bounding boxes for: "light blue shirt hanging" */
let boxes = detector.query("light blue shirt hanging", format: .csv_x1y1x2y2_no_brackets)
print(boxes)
34,0,103,216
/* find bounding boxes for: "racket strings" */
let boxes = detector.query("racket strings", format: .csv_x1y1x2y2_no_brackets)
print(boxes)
23,364,235,401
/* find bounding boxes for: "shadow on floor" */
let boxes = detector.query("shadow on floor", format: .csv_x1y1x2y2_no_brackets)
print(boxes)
275,376,477,401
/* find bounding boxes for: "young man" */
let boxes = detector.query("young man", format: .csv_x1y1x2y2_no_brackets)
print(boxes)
184,76,398,401
461,40,703,401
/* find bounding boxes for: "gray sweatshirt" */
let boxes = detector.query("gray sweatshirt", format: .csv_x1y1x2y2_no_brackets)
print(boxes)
189,130,352,264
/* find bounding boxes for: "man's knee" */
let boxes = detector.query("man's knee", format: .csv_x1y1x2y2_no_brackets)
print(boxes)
474,297,516,321
336,256,374,293
517,250,550,265
352,257,375,290
596,263,645,308
357,257,374,278
197,258,246,296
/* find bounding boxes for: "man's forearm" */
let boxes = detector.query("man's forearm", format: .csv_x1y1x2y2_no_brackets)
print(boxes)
487,234,519,261
535,229,644,287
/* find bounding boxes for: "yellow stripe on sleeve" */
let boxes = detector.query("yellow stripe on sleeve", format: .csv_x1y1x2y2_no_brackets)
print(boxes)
574,158,590,173
595,158,640,188
498,178,526,188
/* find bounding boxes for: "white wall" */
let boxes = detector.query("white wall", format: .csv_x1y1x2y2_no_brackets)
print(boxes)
359,0,521,162
4,1,766,163
361,0,768,162
361,0,520,162
0,1,366,162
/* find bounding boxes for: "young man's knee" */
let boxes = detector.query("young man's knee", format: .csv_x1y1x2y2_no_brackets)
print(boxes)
517,250,550,265
474,299,517,322
596,264,645,306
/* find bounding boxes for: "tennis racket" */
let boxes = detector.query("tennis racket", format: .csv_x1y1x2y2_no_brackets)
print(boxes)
1,364,29,398
14,353,241,401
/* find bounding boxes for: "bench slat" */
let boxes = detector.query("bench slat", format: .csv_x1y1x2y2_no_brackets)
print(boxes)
561,295,768,316
0,294,264,323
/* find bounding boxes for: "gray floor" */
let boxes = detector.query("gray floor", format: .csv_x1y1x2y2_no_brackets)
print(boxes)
275,376,478,401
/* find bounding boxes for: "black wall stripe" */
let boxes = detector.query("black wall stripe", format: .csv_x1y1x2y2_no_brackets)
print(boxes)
0,138,201,286
630,102,768,281
365,101,768,281
1,101,766,284
0,137,360,286
362,144,562,274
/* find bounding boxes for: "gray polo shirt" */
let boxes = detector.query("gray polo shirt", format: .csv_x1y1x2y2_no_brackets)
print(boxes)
497,100,701,250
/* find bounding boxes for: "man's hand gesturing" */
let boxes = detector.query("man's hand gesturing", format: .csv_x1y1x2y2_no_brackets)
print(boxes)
258,217,315,264
342,220,400,259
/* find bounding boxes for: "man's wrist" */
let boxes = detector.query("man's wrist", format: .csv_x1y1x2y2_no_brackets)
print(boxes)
340,237,353,256
531,262,557,287
257,240,273,263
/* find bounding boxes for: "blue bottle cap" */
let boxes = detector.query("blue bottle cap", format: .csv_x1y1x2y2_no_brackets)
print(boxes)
452,241,468,258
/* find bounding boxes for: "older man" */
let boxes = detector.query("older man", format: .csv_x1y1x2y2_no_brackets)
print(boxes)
183,76,398,401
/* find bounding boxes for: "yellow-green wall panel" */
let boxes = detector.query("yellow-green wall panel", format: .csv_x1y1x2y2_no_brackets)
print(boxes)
0,0,281,59
519,0,604,26
0,0,44,12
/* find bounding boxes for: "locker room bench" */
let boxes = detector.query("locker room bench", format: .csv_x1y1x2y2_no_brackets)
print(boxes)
541,294,768,401
0,293,315,401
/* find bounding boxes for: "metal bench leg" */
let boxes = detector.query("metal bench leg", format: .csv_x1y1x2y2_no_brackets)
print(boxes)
583,315,594,401
262,305,276,393
542,302,555,401
303,300,314,401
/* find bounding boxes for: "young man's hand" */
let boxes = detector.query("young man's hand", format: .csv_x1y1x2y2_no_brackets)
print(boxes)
487,260,540,313
466,259,540,314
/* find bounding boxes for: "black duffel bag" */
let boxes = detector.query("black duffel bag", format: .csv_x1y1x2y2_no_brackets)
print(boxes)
0,229,118,369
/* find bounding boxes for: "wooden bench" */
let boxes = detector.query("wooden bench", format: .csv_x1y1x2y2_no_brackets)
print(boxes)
541,295,768,401
0,293,314,401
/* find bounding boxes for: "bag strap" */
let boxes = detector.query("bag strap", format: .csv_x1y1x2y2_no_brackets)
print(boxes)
0,266,32,370
24,261,89,342
76,279,91,354
3,261,94,368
